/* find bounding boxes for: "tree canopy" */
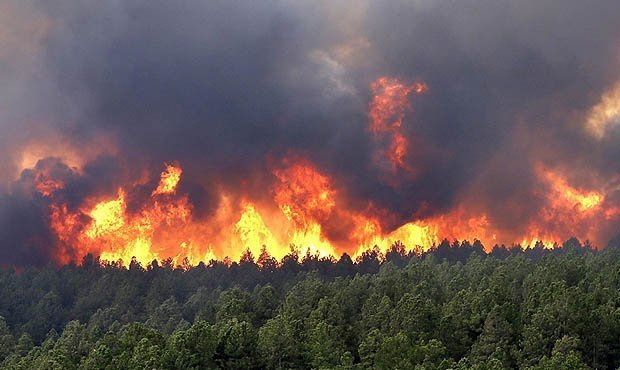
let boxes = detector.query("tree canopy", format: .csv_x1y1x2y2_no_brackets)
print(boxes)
0,238,618,369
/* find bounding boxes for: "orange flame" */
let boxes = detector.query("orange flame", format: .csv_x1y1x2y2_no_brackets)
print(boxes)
49,164,197,265
152,163,182,195
35,177,64,197
29,78,620,266
539,166,603,211
42,158,617,266
369,77,427,170
273,161,336,228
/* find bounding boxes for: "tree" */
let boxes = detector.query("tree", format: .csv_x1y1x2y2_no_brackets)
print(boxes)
373,332,413,369
146,296,187,335
163,320,218,369
359,328,382,368
47,320,92,369
215,318,257,369
305,321,347,369
391,293,437,341
216,287,253,323
15,333,33,357
257,246,278,272
0,316,15,362
528,336,591,370
108,323,164,369
253,284,279,325
257,315,299,369
469,305,516,367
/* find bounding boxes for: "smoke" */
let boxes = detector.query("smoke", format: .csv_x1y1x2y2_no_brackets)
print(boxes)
1,0,620,265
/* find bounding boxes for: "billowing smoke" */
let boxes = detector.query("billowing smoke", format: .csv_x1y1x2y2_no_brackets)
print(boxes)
2,0,620,266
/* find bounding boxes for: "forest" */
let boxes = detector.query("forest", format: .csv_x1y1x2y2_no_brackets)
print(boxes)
0,238,619,369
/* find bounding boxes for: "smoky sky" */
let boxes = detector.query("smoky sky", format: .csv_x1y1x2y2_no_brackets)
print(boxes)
1,0,620,265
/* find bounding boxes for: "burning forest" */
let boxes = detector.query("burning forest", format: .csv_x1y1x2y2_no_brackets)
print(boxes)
1,1,620,268
5,2,620,370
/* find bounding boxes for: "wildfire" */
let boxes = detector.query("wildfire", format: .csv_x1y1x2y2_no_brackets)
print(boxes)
47,163,195,265
234,203,279,257
39,157,617,266
273,161,336,228
507,165,607,248
84,192,125,239
19,78,619,267
540,167,603,211
152,163,182,195
35,177,64,197
369,77,427,170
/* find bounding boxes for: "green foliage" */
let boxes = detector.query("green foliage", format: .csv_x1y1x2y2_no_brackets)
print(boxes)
0,317,15,362
163,321,217,369
2,240,620,369
214,318,257,369
526,336,591,370
257,315,299,369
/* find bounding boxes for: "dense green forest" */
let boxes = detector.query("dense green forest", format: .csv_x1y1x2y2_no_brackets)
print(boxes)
1,238,620,369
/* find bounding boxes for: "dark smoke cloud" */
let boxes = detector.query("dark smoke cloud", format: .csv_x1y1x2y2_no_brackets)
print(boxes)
1,0,620,265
